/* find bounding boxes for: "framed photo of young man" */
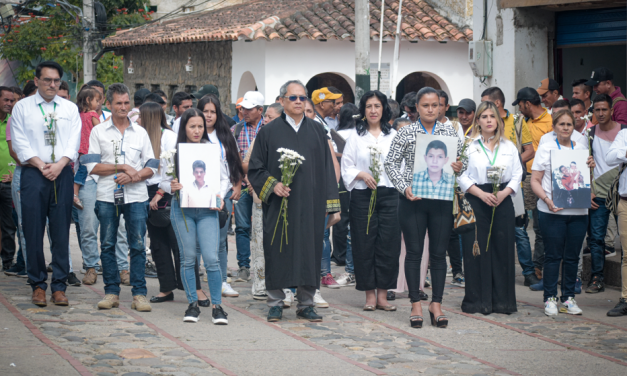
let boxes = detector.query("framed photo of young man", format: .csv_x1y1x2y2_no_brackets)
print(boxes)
550,149,591,209
178,143,221,208
412,134,458,201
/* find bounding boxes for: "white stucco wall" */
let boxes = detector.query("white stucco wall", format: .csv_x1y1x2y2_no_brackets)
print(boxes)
232,38,473,106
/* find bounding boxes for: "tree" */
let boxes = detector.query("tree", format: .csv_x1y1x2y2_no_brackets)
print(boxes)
0,1,151,88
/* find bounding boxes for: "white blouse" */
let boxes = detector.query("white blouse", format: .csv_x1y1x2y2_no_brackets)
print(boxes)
147,129,178,187
341,128,396,191
458,137,523,195
208,129,233,197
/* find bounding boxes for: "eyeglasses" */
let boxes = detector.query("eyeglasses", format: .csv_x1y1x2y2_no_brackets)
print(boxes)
41,78,61,86
284,95,308,102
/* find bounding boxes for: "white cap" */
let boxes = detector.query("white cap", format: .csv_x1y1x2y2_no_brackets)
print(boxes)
240,91,264,109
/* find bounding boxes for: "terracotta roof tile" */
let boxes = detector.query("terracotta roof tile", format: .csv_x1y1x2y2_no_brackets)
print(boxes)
103,0,472,47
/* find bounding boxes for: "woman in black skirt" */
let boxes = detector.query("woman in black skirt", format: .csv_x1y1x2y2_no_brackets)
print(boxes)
341,90,400,311
385,87,463,328
458,101,523,314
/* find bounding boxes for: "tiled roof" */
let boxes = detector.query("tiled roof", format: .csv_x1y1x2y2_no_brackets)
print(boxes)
103,0,472,47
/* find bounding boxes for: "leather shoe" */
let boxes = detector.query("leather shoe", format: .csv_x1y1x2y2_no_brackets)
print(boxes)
150,292,174,303
51,291,69,306
524,273,541,287
32,287,47,307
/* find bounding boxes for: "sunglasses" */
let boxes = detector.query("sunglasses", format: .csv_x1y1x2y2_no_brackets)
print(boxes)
284,95,308,102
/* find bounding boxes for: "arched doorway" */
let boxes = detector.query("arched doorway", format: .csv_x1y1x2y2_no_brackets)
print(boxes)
237,71,258,99
306,73,355,104
395,72,448,103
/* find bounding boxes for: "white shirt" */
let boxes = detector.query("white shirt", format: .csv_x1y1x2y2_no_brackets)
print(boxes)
146,129,178,187
101,110,111,121
208,129,233,196
171,117,181,135
539,130,587,147
84,117,158,204
337,128,356,141
10,91,81,165
458,137,523,196
341,128,397,190
531,140,589,215
285,113,304,132
325,116,338,130
181,180,215,207
605,129,627,196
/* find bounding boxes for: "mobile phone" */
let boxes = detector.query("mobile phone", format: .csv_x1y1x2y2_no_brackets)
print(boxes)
215,196,222,209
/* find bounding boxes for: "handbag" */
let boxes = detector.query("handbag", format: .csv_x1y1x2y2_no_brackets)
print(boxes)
605,163,627,215
453,186,476,234
218,208,229,228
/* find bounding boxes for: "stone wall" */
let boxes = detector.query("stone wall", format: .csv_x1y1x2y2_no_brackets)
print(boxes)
121,42,233,115
427,0,473,29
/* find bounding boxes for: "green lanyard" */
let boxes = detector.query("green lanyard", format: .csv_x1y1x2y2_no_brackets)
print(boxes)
39,103,56,129
478,140,499,166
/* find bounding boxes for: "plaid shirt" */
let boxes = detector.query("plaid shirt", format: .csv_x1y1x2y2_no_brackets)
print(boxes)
412,170,455,201
385,120,464,197
231,119,264,159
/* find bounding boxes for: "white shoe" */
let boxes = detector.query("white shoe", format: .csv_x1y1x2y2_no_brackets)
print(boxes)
334,273,356,287
446,265,453,276
560,297,582,315
314,289,329,308
283,289,294,308
221,282,239,297
545,297,558,316
253,293,267,300
145,247,151,255
226,277,232,284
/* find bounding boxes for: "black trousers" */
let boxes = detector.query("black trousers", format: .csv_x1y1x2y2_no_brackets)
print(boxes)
21,166,72,292
0,182,16,266
447,228,463,276
331,177,350,265
146,185,200,293
399,197,453,303
463,184,517,314
349,187,401,291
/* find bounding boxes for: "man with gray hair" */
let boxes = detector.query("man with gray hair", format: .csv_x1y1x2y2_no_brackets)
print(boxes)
264,103,283,125
83,83,159,312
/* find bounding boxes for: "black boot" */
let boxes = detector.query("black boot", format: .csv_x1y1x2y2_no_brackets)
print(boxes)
524,273,541,287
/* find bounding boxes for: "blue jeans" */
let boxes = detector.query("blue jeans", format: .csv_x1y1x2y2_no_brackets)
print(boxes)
74,163,88,185
515,215,535,276
171,199,222,305
234,189,252,269
11,166,27,269
219,189,233,282
345,223,354,274
538,211,588,302
322,216,331,276
77,180,129,271
589,197,614,280
95,201,148,296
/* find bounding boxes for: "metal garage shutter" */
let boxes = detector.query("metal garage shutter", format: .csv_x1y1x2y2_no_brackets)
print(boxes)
556,8,626,47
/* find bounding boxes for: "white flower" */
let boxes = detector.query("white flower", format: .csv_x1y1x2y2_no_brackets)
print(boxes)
8,162,16,167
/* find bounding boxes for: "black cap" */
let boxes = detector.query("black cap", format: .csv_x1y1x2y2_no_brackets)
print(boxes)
134,88,151,104
192,84,220,100
144,93,166,105
457,98,476,113
585,67,613,86
512,87,539,106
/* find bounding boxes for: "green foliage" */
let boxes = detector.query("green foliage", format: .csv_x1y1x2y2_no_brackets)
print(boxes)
96,52,124,88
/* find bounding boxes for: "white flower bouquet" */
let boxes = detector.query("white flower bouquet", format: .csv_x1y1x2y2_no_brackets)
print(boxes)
161,149,188,232
483,165,507,255
366,145,382,234
272,148,305,252
45,112,58,202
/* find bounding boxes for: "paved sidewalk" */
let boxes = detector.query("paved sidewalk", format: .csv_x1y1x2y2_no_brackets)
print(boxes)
0,230,626,376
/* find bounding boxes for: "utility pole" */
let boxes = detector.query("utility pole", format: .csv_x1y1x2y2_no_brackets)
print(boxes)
83,0,95,83
354,0,370,103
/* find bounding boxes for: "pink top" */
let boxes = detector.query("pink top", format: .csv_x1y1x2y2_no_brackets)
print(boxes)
79,111,98,155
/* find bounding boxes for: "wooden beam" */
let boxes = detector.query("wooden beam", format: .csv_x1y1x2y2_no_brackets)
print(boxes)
499,0,606,9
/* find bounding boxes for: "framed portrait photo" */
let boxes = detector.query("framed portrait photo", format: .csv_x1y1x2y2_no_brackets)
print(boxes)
550,149,591,209
411,134,458,201
178,143,221,208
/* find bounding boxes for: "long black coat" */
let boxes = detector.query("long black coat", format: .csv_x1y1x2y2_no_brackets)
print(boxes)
248,113,339,290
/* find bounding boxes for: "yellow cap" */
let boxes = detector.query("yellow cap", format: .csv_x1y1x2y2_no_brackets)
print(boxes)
312,88,342,105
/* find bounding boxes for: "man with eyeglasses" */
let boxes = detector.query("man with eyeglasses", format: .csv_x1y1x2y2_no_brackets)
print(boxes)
10,61,81,307
400,91,418,123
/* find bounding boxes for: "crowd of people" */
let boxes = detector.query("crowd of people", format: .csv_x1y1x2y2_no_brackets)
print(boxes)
1,60,626,329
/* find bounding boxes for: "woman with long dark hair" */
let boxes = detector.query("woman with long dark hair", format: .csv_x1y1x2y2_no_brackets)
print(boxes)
341,90,400,310
384,87,463,329
197,95,244,298
164,108,230,324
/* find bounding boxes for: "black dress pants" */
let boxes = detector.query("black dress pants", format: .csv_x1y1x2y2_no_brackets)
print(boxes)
399,197,453,303
331,177,350,266
447,228,463,276
349,187,401,291
0,182,16,267
21,166,72,292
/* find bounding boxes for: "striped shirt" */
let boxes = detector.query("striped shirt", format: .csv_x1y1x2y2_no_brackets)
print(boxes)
231,119,264,159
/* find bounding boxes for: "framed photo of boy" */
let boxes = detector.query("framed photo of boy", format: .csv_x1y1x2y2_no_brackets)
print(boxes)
178,143,221,208
412,134,458,201
550,149,591,209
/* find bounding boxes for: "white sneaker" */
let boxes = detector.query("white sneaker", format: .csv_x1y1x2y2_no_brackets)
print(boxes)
545,297,559,316
226,277,232,284
314,289,329,308
446,265,453,276
283,289,294,308
145,247,151,255
334,273,356,287
560,297,582,315
221,282,239,297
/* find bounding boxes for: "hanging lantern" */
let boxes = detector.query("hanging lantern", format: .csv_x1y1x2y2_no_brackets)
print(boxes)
185,55,193,72
128,60,134,74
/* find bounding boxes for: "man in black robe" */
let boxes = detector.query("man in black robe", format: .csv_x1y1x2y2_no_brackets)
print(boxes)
248,80,340,322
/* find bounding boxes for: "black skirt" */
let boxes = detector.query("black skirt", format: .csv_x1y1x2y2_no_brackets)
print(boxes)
462,183,517,314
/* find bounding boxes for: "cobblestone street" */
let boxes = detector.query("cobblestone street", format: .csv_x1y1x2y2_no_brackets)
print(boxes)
1,231,626,376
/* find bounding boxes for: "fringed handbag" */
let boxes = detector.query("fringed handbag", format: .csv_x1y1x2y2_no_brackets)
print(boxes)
453,187,476,234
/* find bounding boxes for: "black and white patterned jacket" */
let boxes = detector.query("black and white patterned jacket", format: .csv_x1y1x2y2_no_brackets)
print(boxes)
384,121,464,196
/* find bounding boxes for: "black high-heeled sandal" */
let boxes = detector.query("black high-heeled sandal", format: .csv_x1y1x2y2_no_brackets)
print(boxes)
429,310,448,328
410,315,423,328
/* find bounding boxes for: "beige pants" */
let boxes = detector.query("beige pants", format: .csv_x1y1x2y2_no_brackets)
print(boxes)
614,200,627,299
